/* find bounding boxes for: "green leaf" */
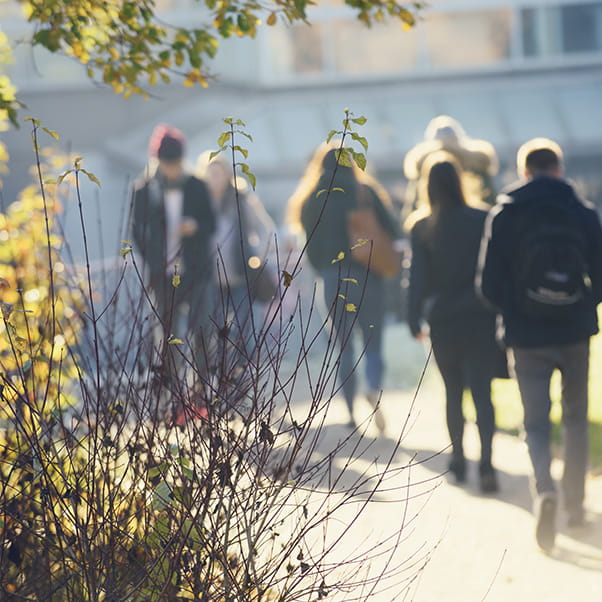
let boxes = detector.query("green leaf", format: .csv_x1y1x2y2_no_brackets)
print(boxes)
57,170,72,185
42,127,59,140
326,129,339,143
81,169,101,187
351,116,367,125
351,132,368,151
240,163,256,189
233,145,248,159
208,150,221,161
217,131,231,147
336,148,352,167
148,462,169,478
351,150,367,171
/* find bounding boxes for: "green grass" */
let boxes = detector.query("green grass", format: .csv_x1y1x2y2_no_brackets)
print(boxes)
490,314,602,472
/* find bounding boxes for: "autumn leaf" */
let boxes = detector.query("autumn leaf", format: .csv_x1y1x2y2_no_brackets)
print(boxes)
281,270,293,287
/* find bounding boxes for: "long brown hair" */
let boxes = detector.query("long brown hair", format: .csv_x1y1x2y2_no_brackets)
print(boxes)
287,141,392,232
423,152,466,211
404,152,467,232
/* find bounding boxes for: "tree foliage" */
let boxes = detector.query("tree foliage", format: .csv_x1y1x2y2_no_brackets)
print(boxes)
1,0,425,124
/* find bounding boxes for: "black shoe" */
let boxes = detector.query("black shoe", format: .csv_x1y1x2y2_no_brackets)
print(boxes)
448,458,466,484
535,494,557,552
479,464,499,494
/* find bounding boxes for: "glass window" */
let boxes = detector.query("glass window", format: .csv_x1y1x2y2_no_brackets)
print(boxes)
521,8,538,57
332,19,419,74
290,24,324,73
425,10,511,68
561,3,602,53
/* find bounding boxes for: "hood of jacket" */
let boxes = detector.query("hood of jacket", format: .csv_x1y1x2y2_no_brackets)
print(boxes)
497,175,578,207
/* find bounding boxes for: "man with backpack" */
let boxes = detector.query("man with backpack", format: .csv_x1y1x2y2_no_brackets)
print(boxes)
476,138,602,552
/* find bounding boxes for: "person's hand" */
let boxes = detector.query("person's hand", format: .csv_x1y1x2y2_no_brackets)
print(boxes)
180,218,198,237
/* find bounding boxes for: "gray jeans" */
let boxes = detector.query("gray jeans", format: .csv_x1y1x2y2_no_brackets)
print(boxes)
509,341,589,519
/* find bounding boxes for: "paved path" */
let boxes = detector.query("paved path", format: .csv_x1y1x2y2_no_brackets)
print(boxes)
303,383,602,601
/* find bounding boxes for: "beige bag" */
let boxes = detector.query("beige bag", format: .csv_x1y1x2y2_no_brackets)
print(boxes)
347,185,400,278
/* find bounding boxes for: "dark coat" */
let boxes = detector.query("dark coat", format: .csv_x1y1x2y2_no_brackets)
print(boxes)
408,205,494,335
132,173,216,289
301,173,399,273
408,204,506,377
476,176,602,348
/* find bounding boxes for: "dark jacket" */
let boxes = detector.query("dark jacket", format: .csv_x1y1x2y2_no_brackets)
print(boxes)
476,176,602,348
132,172,215,286
407,204,494,338
301,173,399,273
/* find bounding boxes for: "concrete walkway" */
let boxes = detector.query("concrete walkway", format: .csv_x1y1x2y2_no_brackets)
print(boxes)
303,381,602,601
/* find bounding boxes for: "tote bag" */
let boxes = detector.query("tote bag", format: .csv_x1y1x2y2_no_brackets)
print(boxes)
347,184,400,278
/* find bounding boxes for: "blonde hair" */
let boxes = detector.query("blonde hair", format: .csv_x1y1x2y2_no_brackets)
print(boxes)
286,141,392,232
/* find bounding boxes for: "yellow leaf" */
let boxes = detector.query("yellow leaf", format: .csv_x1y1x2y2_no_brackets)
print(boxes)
342,278,358,284
345,303,357,312
281,270,293,287
172,273,181,288
331,251,345,264
267,12,277,26
168,337,183,345
351,238,368,250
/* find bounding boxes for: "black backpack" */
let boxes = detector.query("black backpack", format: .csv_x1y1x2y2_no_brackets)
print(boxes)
512,198,590,319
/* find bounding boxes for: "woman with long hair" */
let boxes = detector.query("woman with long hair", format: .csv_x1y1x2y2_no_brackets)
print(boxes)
406,152,504,493
287,142,400,430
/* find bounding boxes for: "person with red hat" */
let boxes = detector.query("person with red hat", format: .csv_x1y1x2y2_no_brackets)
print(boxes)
132,124,215,419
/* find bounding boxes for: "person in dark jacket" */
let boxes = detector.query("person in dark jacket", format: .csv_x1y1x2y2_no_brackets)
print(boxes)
407,152,503,493
132,124,215,389
287,142,400,431
476,138,602,551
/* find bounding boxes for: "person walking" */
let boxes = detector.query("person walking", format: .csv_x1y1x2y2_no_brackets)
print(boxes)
402,115,498,224
287,142,400,431
406,152,503,493
131,124,215,404
477,138,602,550
194,151,277,389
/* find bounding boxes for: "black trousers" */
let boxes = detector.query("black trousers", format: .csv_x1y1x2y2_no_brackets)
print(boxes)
430,321,497,468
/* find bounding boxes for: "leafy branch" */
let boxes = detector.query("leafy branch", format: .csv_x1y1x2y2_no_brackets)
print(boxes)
326,108,369,170
212,116,256,189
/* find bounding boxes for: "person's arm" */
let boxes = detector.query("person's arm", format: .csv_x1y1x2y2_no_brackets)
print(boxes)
131,183,148,254
407,223,428,338
586,207,602,304
475,205,507,312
